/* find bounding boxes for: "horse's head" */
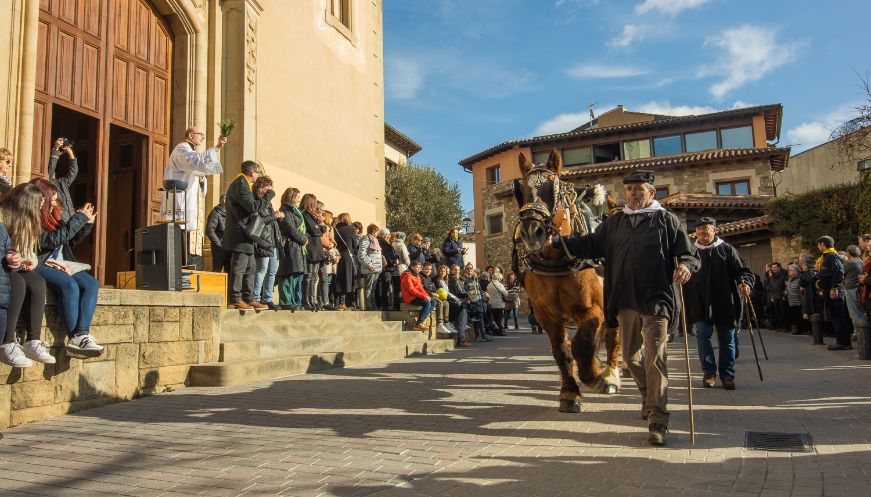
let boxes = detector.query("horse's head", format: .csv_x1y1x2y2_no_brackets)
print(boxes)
513,148,565,253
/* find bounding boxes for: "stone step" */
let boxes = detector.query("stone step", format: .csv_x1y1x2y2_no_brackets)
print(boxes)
219,330,432,361
190,339,455,387
220,319,404,341
220,309,386,327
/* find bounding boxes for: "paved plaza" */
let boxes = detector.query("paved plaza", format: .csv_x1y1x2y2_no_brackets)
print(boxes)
0,326,869,497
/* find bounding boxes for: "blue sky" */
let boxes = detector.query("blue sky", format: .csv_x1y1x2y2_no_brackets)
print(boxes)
383,0,871,211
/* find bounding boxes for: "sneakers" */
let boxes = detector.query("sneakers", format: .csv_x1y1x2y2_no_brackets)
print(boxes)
232,301,253,310
66,334,104,357
444,322,459,334
248,301,268,310
702,374,716,388
647,423,669,446
0,340,33,368
722,378,736,390
436,323,455,335
23,340,56,364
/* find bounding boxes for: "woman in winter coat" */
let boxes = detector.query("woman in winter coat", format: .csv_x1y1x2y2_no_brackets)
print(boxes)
251,177,282,310
799,256,825,344
447,264,470,346
392,232,410,310
300,193,325,311
441,228,465,268
487,271,509,335
463,264,490,342
503,272,521,330
785,264,806,334
357,224,383,310
333,213,358,310
276,187,308,310
407,233,425,265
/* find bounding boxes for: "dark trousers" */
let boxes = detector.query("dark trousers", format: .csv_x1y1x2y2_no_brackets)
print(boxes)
38,267,99,338
824,293,852,346
229,251,257,303
5,271,47,343
376,272,393,310
212,247,231,273
491,308,505,331
770,298,788,329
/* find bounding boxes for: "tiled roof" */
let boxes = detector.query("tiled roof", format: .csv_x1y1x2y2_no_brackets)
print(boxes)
660,193,772,210
560,147,790,178
717,215,773,236
458,104,783,166
384,123,422,157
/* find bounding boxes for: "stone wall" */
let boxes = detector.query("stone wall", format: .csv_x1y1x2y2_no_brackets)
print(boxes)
0,290,221,428
771,234,807,266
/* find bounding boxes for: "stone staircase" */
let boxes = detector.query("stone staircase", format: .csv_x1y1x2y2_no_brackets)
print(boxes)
189,310,454,387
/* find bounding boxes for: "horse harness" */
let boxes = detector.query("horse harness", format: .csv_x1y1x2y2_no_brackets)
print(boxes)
513,166,599,277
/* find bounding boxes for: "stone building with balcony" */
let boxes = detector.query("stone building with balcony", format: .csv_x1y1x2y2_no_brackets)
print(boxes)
461,104,791,276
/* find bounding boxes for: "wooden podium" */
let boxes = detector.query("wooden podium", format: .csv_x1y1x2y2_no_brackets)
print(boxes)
116,270,228,308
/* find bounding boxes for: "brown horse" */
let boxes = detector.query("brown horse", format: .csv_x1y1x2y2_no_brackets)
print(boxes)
513,149,621,413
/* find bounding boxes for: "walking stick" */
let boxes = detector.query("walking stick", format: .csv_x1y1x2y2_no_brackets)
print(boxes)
674,258,695,446
744,294,768,360
742,294,764,381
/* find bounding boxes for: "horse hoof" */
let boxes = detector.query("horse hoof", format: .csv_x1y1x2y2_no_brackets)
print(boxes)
603,384,618,395
558,399,580,413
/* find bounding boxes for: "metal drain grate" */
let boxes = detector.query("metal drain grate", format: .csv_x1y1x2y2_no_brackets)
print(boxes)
744,431,813,452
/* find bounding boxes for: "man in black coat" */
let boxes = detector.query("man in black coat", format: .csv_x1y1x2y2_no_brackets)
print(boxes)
206,194,229,273
815,235,852,350
223,160,274,310
684,217,753,390
549,170,699,446
764,262,788,330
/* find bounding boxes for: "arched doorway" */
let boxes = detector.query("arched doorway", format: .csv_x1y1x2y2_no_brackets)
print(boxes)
33,0,173,285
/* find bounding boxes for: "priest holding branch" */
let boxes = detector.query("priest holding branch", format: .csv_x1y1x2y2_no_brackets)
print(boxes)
161,126,227,269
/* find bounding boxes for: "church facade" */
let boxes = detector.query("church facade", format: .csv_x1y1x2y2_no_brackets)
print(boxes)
0,0,386,284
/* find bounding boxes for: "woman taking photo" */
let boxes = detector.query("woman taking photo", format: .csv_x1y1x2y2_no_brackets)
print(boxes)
33,179,102,357
251,176,281,310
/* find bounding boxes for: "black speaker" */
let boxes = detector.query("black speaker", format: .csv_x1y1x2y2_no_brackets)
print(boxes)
135,223,184,291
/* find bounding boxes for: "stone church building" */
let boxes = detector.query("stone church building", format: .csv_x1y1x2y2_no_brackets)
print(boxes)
0,0,386,284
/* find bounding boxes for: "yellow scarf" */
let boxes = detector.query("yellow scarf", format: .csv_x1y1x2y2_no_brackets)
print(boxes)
814,247,836,271
236,172,252,190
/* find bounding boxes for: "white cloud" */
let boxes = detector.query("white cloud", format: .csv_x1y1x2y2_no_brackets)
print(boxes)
566,63,648,80
635,100,753,116
699,25,799,100
608,24,648,49
556,0,600,7
784,104,859,151
386,57,424,100
534,112,590,136
635,0,710,15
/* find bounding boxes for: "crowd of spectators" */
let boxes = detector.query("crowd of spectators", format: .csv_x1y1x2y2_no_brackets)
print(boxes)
207,171,521,347
754,234,871,351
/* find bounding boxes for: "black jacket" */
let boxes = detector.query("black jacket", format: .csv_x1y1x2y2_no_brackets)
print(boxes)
302,211,325,263
38,212,90,266
333,222,358,293
254,205,280,258
276,204,308,276
223,175,274,254
48,149,78,223
206,205,226,249
378,237,398,274
558,208,699,321
765,269,788,300
408,243,425,265
684,239,754,325
0,224,12,309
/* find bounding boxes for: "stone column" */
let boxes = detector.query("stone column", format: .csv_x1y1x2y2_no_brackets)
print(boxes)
13,0,38,184
221,0,262,187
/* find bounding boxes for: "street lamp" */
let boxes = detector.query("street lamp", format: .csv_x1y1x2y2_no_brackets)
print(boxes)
461,217,471,234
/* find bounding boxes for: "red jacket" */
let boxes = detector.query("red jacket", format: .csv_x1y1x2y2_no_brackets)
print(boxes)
400,270,430,304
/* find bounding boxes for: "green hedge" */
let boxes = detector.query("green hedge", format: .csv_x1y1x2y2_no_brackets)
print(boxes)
766,174,870,250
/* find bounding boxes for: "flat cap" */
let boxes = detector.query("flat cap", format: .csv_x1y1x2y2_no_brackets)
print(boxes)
422,237,432,243
622,170,655,185
696,217,717,227
815,235,834,247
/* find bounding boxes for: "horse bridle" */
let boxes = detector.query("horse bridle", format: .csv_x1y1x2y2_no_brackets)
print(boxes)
518,166,565,236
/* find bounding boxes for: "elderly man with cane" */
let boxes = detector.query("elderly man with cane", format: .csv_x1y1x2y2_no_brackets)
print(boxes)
548,170,699,446
684,217,754,390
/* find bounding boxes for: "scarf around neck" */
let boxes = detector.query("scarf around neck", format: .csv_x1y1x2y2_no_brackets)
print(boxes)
623,199,665,215
694,237,724,250
814,247,837,271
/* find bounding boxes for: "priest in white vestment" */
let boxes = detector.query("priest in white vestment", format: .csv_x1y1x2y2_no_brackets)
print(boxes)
161,126,227,269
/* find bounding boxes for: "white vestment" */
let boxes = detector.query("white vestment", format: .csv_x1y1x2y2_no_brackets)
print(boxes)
161,142,223,255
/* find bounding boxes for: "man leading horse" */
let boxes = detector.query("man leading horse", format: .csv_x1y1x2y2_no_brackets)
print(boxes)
547,169,699,446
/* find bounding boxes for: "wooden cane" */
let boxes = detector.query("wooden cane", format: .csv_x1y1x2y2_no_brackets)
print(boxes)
674,257,695,446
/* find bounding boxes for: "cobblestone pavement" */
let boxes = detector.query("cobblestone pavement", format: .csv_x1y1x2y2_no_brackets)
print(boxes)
1,326,870,497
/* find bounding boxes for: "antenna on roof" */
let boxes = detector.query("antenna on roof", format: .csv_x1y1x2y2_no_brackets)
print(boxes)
588,101,598,122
